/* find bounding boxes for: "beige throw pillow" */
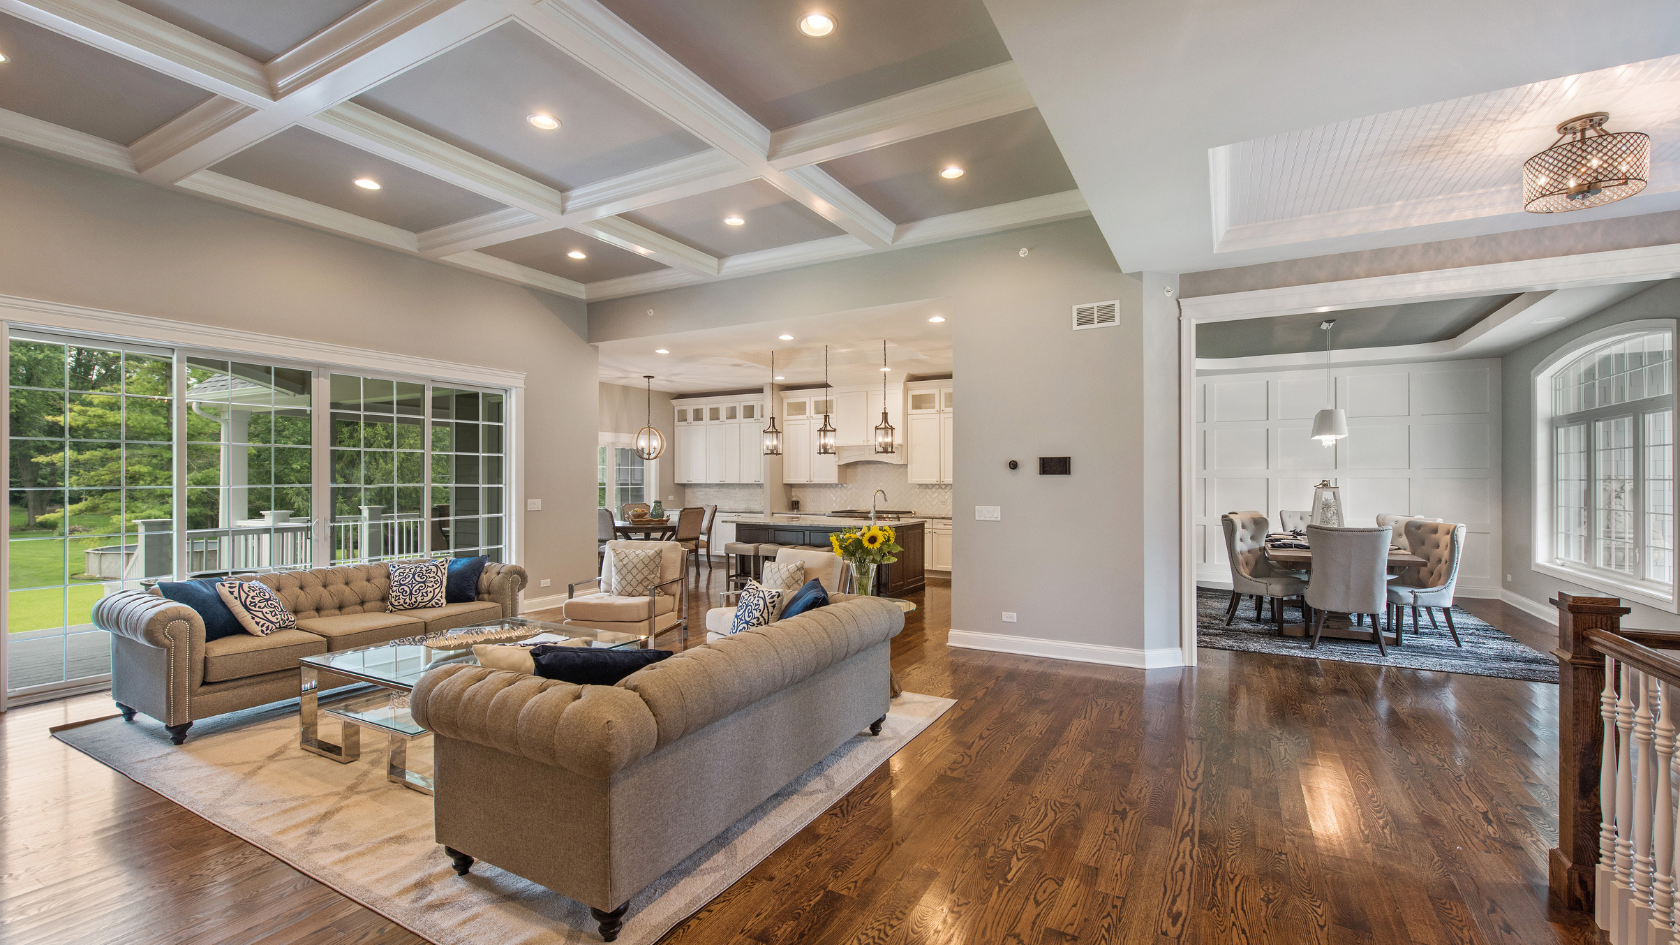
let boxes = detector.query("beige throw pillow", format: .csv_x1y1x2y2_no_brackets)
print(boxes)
610,548,664,597
473,643,536,675
761,560,806,617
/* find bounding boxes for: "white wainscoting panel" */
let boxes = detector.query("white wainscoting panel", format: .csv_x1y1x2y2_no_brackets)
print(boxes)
1195,359,1502,597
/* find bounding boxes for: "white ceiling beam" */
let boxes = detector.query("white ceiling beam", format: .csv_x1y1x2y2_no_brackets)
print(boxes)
893,189,1089,247
439,250,587,298
765,166,896,248
766,62,1035,170
579,217,720,275
419,207,550,257
0,106,137,175
583,267,704,300
175,170,421,252
129,97,259,178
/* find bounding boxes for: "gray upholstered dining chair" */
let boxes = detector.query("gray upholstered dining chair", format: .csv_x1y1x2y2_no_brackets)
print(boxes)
1376,512,1442,533
695,504,718,568
597,507,616,566
1305,525,1394,654
1220,511,1307,632
1387,520,1468,646
1279,510,1311,532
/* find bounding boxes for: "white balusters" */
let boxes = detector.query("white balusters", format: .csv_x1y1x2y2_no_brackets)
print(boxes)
1609,656,1626,930
1619,665,1641,942
1633,672,1660,945
1652,680,1677,945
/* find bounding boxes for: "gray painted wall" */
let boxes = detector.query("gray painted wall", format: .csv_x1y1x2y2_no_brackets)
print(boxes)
0,143,600,597
590,218,1176,658
598,381,678,504
1502,279,1680,630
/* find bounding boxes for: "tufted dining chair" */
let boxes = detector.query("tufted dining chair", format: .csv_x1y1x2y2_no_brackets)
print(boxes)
1305,525,1394,654
1375,512,1443,535
1220,511,1307,632
1386,521,1468,646
1278,510,1311,532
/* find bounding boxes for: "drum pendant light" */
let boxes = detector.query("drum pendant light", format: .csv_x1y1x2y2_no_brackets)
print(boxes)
1310,320,1348,447
763,351,782,455
874,340,895,453
1523,112,1649,214
816,345,837,455
634,375,665,460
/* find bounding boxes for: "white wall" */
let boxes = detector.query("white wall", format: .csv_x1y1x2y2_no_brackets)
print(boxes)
1195,358,1502,596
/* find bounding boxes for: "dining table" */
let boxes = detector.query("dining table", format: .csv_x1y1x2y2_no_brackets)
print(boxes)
614,519,676,540
1263,540,1428,643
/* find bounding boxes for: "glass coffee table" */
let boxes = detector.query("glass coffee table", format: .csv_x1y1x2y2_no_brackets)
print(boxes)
298,616,649,793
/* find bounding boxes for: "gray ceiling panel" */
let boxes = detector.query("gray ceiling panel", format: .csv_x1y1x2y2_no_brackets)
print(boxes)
479,229,669,283
1196,295,1522,359
120,0,368,62
819,109,1076,224
598,0,1011,129
621,180,845,257
0,12,212,145
210,127,506,232
354,23,710,192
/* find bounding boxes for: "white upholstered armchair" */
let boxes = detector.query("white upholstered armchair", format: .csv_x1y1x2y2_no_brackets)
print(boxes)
1220,511,1307,632
705,547,850,641
563,539,687,645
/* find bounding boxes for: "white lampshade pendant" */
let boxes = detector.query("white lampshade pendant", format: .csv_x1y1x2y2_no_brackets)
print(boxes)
634,375,665,461
1312,319,1347,448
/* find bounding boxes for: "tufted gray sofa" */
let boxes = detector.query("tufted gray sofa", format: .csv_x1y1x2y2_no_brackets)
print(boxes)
95,561,527,744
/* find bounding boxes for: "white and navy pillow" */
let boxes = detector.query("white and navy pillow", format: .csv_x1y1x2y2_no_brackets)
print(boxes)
728,580,783,635
215,578,297,636
761,560,805,594
610,548,664,597
388,559,448,611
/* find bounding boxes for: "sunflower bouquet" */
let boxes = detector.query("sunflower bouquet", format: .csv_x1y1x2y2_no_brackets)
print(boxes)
829,524,902,597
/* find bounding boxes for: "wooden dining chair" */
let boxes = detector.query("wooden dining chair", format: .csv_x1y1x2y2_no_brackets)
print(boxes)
696,504,718,568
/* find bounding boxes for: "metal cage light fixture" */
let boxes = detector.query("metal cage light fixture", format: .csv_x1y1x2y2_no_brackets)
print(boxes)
816,345,837,455
1310,320,1348,447
1523,111,1649,213
762,350,782,455
874,340,896,453
634,375,666,460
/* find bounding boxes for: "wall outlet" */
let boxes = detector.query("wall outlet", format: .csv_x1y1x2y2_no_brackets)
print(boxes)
1001,612,1017,623
975,505,1001,521
540,578,551,587
1506,574,1512,582
526,498,542,511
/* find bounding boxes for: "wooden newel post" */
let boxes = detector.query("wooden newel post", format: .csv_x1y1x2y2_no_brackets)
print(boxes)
1550,592,1632,912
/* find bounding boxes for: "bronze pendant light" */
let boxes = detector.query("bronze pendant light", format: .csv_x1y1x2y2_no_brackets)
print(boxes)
816,345,837,455
633,375,665,460
762,350,782,455
874,340,895,453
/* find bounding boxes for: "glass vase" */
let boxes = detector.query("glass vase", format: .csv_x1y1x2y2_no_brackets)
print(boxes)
851,561,878,597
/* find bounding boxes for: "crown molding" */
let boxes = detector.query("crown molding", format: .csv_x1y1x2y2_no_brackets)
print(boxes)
418,207,548,257
0,106,137,175
176,170,421,252
582,267,704,300
893,189,1089,247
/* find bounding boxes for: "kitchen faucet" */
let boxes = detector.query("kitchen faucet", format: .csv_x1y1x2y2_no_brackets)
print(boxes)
871,490,889,525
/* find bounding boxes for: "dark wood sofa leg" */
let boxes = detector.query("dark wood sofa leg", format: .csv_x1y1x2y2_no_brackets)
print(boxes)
116,702,137,722
165,722,192,745
444,846,474,875
592,903,629,942
869,716,884,736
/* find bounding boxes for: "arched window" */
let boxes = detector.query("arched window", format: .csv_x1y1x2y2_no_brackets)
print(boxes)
1536,323,1676,607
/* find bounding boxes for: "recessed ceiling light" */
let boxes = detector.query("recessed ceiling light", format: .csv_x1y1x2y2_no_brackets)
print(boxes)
880,365,891,372
353,178,380,190
779,334,793,340
775,376,785,381
928,316,945,323
724,215,745,226
527,113,560,130
567,250,587,259
940,166,964,179
0,53,9,63
656,349,669,354
798,12,835,36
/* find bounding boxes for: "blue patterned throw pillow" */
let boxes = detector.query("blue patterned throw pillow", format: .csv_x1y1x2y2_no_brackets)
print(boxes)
728,581,783,635
388,559,447,611
214,578,297,636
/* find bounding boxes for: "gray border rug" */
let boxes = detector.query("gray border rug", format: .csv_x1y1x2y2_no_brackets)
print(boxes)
55,691,955,945
1196,587,1557,683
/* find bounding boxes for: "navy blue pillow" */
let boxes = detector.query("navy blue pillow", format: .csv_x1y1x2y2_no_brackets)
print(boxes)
446,555,489,604
530,646,672,685
778,578,829,620
157,579,245,642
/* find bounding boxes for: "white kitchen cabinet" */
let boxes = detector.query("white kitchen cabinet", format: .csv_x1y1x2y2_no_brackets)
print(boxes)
676,424,706,483
938,413,953,484
783,418,810,483
930,522,952,571
834,391,869,446
738,421,763,483
905,382,954,484
703,423,728,483
906,414,942,483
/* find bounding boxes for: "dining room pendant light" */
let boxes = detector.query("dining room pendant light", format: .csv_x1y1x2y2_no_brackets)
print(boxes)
1310,320,1348,447
634,375,666,460
816,345,837,455
762,351,782,455
1523,112,1649,214
874,340,895,453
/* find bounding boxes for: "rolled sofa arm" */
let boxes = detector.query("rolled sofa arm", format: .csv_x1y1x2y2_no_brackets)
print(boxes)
411,664,658,779
93,590,204,649
479,562,529,617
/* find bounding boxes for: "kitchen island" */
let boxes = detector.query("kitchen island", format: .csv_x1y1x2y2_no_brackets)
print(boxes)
722,514,926,596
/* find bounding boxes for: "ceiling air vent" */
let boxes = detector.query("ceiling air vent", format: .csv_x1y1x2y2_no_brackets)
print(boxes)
1072,300,1119,330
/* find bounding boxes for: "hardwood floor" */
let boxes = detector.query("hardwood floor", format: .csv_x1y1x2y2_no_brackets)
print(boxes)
0,564,1599,944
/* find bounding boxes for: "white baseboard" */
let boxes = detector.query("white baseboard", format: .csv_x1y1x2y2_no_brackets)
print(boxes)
947,629,1184,669
1500,589,1558,624
520,592,567,613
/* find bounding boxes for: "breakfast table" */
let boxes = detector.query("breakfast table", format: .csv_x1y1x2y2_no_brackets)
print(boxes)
1263,539,1428,642
614,519,676,540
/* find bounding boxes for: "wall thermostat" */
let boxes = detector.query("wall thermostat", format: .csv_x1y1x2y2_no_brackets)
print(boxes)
1007,460,1018,470
1039,457,1071,476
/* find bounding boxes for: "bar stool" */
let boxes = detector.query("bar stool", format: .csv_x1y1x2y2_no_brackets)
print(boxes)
724,542,760,588
753,543,783,579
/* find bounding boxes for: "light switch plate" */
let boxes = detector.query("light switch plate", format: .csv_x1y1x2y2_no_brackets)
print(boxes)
1002,612,1017,623
540,579,551,587
526,498,542,511
975,506,1001,521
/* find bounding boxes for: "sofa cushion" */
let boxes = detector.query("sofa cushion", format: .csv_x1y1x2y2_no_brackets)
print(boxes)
294,611,426,650
705,606,737,635
446,555,489,604
531,645,672,685
398,600,501,634
561,593,675,623
565,611,682,638
203,629,327,683
157,579,245,642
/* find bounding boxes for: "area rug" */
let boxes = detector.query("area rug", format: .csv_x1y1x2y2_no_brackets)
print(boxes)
1195,587,1558,683
55,691,955,945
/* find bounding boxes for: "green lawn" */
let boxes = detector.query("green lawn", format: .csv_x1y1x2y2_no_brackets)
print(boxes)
9,504,129,634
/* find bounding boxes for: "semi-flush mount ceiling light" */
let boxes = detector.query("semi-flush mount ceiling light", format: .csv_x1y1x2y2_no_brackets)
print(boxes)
634,375,665,461
1523,112,1649,213
874,340,895,454
567,250,587,259
527,113,560,130
1310,319,1348,447
353,178,380,190
798,12,835,36
723,215,745,226
763,351,782,455
940,166,964,179
816,345,837,455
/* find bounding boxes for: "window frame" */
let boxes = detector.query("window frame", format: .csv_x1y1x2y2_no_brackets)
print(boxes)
597,433,657,513
1533,319,1679,612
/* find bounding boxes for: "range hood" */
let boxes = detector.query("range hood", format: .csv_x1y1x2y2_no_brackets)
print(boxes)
836,444,906,465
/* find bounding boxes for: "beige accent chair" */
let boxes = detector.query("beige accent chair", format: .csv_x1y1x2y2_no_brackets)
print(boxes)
563,540,688,646
1278,509,1311,532
95,561,527,744
1220,511,1306,632
1375,512,1442,534
704,547,851,641
409,596,903,942
1305,525,1393,654
1387,520,1468,646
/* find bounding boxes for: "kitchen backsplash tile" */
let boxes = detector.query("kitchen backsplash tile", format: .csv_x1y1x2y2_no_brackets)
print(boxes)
789,463,951,516
678,483,764,511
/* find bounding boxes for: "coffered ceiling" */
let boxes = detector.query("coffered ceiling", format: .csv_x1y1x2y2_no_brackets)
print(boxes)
0,0,1086,301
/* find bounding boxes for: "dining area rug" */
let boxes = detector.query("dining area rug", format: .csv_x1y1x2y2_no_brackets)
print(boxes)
53,691,955,945
1195,587,1558,683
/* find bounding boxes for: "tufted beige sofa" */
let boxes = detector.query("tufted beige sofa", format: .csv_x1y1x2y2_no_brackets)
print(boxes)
95,561,527,744
408,595,902,941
